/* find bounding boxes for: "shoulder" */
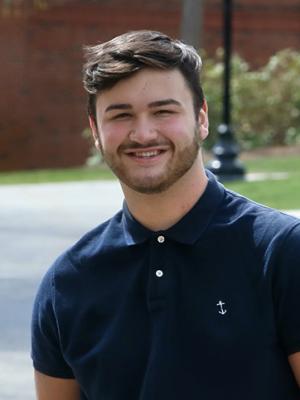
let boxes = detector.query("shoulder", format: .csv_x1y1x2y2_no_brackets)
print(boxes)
38,208,125,292
66,208,126,268
221,186,300,243
33,208,126,320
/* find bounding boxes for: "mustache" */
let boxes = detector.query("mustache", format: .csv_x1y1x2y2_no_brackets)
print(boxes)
119,140,170,151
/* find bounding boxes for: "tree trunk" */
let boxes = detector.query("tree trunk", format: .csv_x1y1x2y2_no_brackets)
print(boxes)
180,0,204,50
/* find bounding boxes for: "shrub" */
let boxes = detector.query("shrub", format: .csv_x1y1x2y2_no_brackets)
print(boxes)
82,127,104,166
202,48,300,149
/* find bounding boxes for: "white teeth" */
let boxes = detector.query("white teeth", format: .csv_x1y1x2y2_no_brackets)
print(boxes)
134,150,159,158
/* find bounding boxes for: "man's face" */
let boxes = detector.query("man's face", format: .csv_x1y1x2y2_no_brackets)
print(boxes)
91,68,208,194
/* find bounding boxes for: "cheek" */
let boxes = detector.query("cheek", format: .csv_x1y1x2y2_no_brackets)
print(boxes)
159,118,194,142
99,124,128,151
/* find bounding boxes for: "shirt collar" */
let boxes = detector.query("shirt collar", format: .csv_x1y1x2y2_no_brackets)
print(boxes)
121,170,225,246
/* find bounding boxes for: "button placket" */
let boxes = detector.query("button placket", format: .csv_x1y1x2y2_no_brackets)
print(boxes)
155,235,165,279
157,235,165,244
147,234,167,308
155,269,164,278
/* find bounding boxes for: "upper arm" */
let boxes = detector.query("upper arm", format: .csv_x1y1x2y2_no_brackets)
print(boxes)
272,224,300,356
288,352,300,388
34,370,80,400
32,263,75,380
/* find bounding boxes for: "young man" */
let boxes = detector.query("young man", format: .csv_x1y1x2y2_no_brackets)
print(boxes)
31,30,300,399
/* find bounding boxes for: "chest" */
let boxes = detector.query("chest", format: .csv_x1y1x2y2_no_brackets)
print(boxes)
56,240,283,399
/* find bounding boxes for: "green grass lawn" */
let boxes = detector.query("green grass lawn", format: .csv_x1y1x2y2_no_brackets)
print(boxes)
226,156,300,210
0,155,299,210
0,166,115,185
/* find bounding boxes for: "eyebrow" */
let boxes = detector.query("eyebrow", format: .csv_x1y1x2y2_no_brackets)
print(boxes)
105,103,132,113
148,99,182,108
105,98,182,113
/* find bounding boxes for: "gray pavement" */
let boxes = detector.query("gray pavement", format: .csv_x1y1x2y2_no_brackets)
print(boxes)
0,180,299,399
0,181,124,400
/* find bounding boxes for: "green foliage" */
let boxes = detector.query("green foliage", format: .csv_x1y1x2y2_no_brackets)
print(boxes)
201,49,300,149
82,127,104,167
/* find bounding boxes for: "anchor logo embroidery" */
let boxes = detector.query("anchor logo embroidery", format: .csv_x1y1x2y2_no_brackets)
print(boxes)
216,300,227,315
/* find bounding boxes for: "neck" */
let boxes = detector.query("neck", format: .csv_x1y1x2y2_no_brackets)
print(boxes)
121,157,208,231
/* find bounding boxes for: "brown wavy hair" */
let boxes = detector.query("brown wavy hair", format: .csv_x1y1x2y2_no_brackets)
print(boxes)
83,30,204,123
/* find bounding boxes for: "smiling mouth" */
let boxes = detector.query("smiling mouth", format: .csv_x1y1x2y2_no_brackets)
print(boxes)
125,148,167,159
133,150,165,158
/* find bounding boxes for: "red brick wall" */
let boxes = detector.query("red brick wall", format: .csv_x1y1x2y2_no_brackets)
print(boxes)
204,1,300,65
0,0,299,171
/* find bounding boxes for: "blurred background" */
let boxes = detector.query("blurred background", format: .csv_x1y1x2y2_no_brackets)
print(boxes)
1,0,300,172
0,1,299,399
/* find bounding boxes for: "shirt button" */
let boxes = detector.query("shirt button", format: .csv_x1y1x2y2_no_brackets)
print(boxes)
157,235,165,243
156,270,164,278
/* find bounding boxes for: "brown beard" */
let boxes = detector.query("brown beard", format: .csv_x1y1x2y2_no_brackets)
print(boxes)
98,125,201,194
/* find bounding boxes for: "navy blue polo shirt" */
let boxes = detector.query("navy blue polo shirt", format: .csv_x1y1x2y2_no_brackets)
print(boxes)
31,171,300,399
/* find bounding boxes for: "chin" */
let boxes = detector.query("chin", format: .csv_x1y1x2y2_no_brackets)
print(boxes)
121,172,185,194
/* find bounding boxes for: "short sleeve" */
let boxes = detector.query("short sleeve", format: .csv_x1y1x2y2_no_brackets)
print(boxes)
31,266,74,378
272,223,300,355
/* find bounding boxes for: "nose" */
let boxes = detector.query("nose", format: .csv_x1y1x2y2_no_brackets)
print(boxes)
129,116,158,144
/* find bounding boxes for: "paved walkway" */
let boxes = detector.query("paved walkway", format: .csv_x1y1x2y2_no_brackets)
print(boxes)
0,180,299,399
0,181,123,400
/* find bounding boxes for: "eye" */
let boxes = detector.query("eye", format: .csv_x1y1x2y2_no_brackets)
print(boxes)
155,109,175,116
111,112,132,120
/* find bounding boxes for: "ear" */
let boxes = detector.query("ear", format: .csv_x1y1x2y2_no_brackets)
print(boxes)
197,99,209,141
88,116,101,151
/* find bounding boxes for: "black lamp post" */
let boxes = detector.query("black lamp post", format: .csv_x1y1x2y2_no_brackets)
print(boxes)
207,0,245,181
